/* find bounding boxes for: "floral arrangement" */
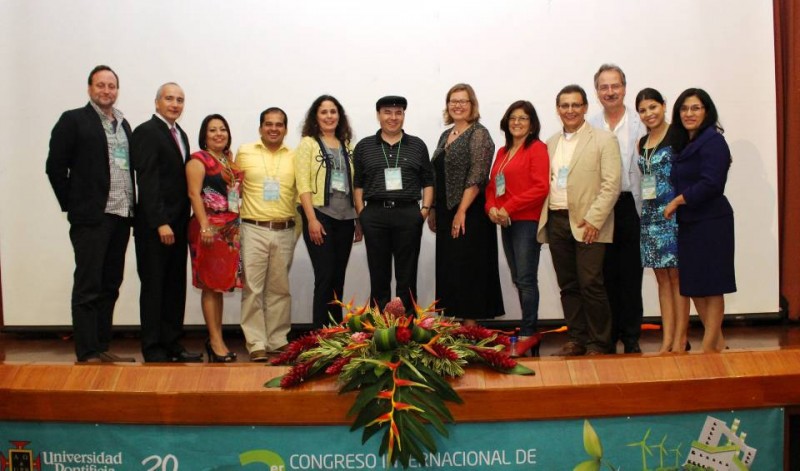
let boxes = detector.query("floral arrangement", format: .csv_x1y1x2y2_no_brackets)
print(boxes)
266,296,534,468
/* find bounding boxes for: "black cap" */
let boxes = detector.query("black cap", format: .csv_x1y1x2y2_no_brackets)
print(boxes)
375,95,407,111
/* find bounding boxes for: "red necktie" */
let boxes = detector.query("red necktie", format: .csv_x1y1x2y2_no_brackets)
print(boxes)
170,126,181,150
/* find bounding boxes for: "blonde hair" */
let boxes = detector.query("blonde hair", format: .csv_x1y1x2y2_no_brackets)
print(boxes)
443,83,481,124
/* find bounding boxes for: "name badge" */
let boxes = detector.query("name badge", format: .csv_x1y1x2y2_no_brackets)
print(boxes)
113,147,129,170
384,168,403,191
557,167,569,190
331,169,347,193
263,177,280,201
641,174,657,200
227,181,240,213
495,172,506,197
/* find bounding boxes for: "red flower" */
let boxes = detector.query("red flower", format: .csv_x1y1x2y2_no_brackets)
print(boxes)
280,360,316,387
325,356,352,375
396,326,411,344
452,325,511,347
271,333,321,365
383,297,406,316
430,344,459,361
469,346,517,370
452,325,495,341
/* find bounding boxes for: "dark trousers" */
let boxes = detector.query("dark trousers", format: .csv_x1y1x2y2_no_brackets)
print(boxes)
69,214,131,361
134,220,188,361
501,220,541,336
300,208,356,329
547,210,612,353
603,193,644,348
358,203,423,311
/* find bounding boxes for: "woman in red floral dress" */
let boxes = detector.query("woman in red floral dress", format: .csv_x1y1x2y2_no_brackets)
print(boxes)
186,114,242,362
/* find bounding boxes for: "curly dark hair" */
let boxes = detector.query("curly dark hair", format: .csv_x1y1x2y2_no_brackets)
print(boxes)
300,95,353,142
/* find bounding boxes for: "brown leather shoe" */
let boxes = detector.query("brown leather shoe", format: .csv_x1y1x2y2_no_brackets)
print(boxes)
551,341,586,356
249,350,269,362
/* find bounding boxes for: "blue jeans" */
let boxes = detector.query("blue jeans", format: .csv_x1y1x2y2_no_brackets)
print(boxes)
501,220,541,336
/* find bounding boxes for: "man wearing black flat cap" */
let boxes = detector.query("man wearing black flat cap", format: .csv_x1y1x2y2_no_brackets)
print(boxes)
353,96,434,312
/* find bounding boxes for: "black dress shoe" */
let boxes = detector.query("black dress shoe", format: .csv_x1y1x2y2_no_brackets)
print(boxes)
98,352,137,363
623,342,642,354
171,350,203,363
143,355,172,363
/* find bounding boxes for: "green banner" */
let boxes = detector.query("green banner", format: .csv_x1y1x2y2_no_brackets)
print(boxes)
0,408,781,470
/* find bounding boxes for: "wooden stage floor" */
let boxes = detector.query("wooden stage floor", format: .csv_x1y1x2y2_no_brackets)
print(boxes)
1,321,800,424
2,321,800,468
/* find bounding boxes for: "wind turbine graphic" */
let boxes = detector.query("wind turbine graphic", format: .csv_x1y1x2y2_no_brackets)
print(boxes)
627,428,653,470
669,443,683,468
649,435,668,469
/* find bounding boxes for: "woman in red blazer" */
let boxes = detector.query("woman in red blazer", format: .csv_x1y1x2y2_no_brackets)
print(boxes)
485,100,550,355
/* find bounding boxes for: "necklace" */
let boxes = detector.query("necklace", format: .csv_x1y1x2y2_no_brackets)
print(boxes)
642,124,669,175
207,149,235,183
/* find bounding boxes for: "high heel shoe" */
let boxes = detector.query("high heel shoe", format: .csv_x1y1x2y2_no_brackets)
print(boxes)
513,335,542,358
206,339,237,363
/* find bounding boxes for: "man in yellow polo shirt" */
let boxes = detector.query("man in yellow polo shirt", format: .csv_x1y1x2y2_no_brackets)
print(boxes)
236,107,298,362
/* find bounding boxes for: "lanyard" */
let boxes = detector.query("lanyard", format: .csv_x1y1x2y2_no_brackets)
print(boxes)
497,144,521,175
323,142,344,170
261,147,282,179
642,125,668,176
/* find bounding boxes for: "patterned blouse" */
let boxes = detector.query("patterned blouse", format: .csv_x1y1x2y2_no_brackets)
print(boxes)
431,122,495,210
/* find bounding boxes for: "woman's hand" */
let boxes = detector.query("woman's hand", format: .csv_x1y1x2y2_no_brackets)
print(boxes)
488,207,500,225
353,220,363,243
308,218,326,245
497,207,511,227
200,226,215,245
451,210,466,238
664,195,685,220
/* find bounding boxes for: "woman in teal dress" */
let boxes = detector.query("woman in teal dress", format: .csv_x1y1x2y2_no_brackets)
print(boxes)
635,88,690,353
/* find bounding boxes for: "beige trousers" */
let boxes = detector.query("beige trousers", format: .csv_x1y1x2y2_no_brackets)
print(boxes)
240,223,297,353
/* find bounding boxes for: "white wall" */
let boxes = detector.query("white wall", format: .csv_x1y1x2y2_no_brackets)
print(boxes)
0,0,779,326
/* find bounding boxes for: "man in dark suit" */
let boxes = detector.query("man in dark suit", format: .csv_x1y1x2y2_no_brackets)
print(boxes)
131,82,201,362
46,65,136,363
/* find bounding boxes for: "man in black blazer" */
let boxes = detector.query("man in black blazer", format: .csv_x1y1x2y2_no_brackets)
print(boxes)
46,65,136,363
131,82,201,362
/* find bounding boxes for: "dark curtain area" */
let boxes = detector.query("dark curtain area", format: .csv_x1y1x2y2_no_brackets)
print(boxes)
776,0,800,320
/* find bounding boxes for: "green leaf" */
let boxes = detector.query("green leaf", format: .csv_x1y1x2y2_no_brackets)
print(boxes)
583,420,603,459
400,411,437,453
350,400,389,432
399,421,427,466
264,376,284,388
362,422,386,444
413,364,463,403
399,355,427,381
507,363,536,375
407,388,454,423
347,374,391,417
573,459,601,471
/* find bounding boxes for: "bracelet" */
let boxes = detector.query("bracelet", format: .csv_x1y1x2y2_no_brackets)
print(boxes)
200,227,213,234
421,206,430,211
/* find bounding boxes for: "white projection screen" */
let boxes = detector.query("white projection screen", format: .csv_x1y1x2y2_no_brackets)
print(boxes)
0,0,779,328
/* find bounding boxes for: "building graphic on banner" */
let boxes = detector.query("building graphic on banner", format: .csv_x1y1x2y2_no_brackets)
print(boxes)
0,441,41,471
684,416,757,469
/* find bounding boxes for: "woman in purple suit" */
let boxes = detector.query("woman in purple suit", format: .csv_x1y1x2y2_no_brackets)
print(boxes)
664,88,735,353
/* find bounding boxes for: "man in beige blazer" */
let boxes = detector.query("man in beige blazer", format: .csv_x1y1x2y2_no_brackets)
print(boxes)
537,84,621,355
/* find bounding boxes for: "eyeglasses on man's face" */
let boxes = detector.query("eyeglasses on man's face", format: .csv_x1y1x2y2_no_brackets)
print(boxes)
558,103,585,111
